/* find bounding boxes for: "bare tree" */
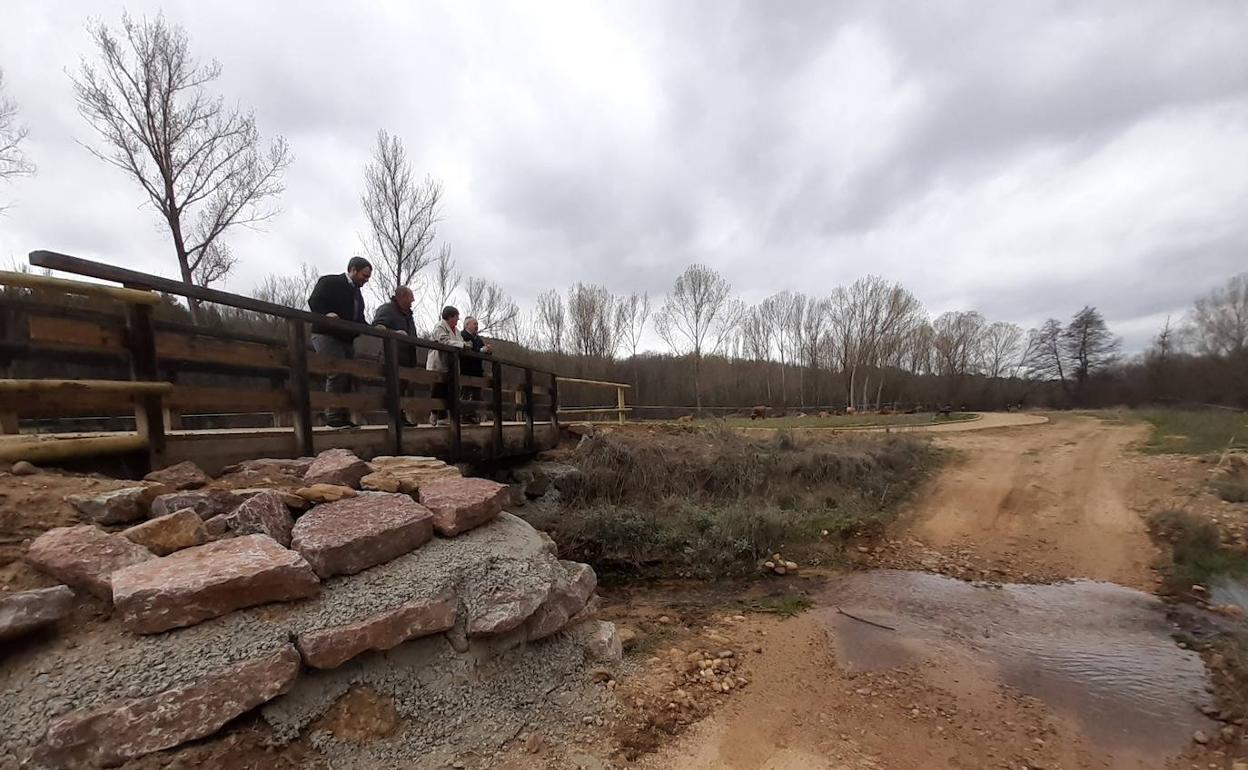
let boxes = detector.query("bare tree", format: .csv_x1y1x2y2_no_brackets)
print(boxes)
535,289,567,354
1189,273,1248,358
978,321,1024,379
499,309,540,349
463,276,518,334
0,68,34,209
361,129,443,303
72,14,291,320
654,264,735,411
251,262,318,309
421,244,460,324
1063,306,1120,393
829,277,923,409
932,311,986,399
1022,318,1068,387
567,283,620,358
615,292,652,359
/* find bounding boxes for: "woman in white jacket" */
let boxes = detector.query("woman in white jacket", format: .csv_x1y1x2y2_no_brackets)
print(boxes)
426,305,465,426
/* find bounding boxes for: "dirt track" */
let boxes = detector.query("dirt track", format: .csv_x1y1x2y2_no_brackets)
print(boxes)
643,415,1209,770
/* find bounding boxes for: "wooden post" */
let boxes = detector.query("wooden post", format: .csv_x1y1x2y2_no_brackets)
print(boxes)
550,372,560,435
383,336,403,456
0,412,17,435
287,319,314,457
491,360,504,457
447,352,462,460
125,303,165,471
523,368,535,452
617,385,626,424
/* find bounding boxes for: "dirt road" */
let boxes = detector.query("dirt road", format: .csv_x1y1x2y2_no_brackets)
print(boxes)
643,416,1211,770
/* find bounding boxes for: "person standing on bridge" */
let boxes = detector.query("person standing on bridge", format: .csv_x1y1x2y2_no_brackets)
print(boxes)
308,257,371,429
372,286,419,426
425,305,465,427
460,316,492,424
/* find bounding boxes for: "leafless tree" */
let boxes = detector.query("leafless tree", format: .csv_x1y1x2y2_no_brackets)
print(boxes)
1063,306,1120,391
829,277,923,409
1022,318,1068,387
1189,273,1248,358
615,292,652,359
567,283,620,358
0,68,34,210
535,289,567,354
978,321,1024,379
72,14,291,321
421,244,460,325
463,276,519,334
931,311,986,399
499,309,540,349
654,263,735,410
360,129,443,304
251,262,319,309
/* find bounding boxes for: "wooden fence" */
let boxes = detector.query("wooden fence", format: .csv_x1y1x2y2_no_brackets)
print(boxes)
0,251,626,472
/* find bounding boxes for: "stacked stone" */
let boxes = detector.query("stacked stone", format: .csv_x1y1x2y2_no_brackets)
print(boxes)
4,449,615,768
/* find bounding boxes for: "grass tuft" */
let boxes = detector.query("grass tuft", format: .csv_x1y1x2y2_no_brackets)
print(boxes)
1137,409,1248,455
1149,508,1248,593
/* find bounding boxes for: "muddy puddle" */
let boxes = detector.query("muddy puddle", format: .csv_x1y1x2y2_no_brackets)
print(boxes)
819,570,1212,758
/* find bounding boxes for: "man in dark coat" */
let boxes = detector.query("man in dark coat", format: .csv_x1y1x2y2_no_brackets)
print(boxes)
460,316,491,424
307,256,371,428
372,286,418,426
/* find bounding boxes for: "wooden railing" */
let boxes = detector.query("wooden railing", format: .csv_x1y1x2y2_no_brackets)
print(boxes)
555,377,632,424
0,251,575,469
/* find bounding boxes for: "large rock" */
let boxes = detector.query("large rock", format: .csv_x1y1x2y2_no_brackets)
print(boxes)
25,525,154,600
122,508,208,556
290,493,434,578
526,561,598,641
295,483,358,504
67,483,167,525
0,585,75,641
38,646,301,768
295,591,457,669
224,490,295,546
573,620,623,662
111,535,320,634
302,448,370,488
418,477,511,537
222,457,314,478
361,455,461,494
150,489,245,520
143,461,210,490
233,486,310,510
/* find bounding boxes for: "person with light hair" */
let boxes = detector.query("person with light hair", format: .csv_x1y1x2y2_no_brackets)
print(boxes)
425,305,465,426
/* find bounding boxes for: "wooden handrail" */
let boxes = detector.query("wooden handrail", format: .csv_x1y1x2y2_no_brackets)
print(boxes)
27,250,553,375
555,376,632,389
0,270,161,306
0,378,174,394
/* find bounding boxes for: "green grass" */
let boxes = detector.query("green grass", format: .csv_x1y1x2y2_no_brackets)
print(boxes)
718,412,976,430
1149,509,1248,593
742,595,812,617
1136,409,1248,455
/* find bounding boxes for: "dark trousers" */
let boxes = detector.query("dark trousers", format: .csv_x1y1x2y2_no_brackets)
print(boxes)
312,333,353,424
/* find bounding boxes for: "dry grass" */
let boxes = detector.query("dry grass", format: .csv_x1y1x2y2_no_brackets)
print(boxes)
525,427,936,577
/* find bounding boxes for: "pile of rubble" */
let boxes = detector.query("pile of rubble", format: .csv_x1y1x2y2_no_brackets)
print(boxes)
0,451,617,768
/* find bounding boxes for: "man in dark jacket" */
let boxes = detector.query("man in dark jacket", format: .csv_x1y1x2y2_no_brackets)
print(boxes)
307,257,371,428
372,286,418,426
460,316,491,424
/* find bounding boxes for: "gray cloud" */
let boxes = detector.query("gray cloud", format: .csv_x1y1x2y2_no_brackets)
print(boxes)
1,0,1245,352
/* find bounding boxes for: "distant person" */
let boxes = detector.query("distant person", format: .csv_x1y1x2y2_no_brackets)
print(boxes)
372,286,418,426
307,256,371,428
425,305,465,426
460,316,492,424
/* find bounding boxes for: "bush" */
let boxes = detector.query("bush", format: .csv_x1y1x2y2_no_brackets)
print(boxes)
1213,479,1248,504
1149,508,1248,593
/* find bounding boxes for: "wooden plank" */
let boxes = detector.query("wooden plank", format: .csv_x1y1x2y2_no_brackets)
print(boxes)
308,353,385,380
555,375,633,389
127,303,166,471
458,374,492,389
492,360,503,456
550,372,560,434
0,269,160,305
14,390,138,417
0,378,172,394
448,355,461,459
383,336,402,455
398,366,446,386
166,386,291,413
400,397,448,412
310,391,386,411
27,315,126,351
0,433,148,463
0,412,18,434
156,331,287,370
287,319,314,457
523,368,535,451
557,407,632,415
617,385,626,425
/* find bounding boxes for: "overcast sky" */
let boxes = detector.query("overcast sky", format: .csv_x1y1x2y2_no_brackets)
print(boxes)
1,1,1246,351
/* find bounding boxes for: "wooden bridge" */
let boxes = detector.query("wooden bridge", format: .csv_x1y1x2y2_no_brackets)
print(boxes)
0,251,630,474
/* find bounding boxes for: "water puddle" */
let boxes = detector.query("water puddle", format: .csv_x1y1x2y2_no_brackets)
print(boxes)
819,570,1211,757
